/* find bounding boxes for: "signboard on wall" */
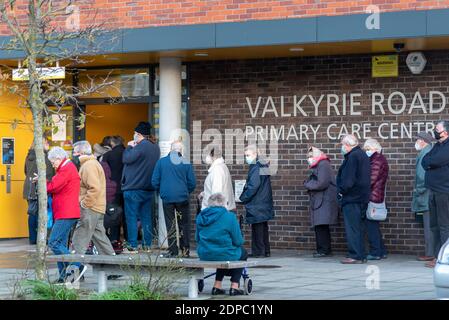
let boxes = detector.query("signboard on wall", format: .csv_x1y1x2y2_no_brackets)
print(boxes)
372,55,398,78
2,138,14,165
234,180,246,203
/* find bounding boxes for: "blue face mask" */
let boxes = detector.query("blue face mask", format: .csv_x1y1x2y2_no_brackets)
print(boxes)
341,146,347,155
366,150,374,157
245,156,254,165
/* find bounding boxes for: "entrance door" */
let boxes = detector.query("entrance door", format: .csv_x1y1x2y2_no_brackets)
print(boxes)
85,103,150,146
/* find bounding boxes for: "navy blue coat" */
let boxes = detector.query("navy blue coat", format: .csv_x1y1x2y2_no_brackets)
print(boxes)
151,151,196,203
336,146,371,206
121,140,160,192
239,161,274,224
422,138,449,193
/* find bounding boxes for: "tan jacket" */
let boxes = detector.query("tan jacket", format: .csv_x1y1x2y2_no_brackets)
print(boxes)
79,155,106,214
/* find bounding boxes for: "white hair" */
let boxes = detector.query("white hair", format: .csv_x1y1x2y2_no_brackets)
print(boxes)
48,147,68,162
207,193,226,208
245,144,258,155
341,134,358,147
171,141,183,153
73,140,93,156
364,138,382,152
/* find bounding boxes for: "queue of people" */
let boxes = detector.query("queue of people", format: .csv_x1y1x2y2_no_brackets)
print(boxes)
24,119,449,289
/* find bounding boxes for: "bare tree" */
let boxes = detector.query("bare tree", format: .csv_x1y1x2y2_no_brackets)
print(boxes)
0,0,120,280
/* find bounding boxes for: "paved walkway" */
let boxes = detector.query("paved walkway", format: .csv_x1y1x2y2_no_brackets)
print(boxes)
0,239,436,300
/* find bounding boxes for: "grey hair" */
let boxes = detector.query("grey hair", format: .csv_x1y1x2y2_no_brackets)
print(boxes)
437,120,449,132
73,140,93,156
207,193,226,208
171,141,183,153
341,134,358,147
245,144,258,155
48,147,68,162
364,138,382,152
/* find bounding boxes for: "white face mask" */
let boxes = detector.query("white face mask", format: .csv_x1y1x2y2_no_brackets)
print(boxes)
133,133,140,143
415,141,423,151
205,155,213,165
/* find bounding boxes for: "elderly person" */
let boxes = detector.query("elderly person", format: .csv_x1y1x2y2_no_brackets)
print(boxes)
337,134,371,264
122,122,160,252
413,132,438,264
196,193,247,296
46,147,83,283
363,138,389,260
152,141,196,257
304,146,338,258
200,145,236,212
71,141,115,261
239,145,274,258
422,120,449,268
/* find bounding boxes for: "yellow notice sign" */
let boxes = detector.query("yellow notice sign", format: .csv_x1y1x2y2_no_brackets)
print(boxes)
372,55,398,78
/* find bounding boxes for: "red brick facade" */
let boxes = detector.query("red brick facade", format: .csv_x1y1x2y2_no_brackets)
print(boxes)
1,0,449,34
189,51,449,254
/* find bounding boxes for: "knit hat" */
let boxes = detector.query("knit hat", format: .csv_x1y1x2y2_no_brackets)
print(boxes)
93,143,111,158
416,132,436,145
135,121,152,136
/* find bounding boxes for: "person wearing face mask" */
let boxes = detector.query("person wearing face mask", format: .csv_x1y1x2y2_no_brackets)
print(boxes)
412,132,437,265
304,146,338,258
200,145,236,212
239,145,274,258
422,121,449,268
363,138,389,261
337,134,371,264
45,147,84,283
122,121,160,253
151,141,196,257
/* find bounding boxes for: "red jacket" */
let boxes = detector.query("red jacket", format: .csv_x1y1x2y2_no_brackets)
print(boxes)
47,159,81,220
369,152,389,203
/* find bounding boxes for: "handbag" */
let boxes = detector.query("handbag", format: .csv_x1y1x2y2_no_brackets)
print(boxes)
366,201,388,221
104,203,123,229
27,199,39,215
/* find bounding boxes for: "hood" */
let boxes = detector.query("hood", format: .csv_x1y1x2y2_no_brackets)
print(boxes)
27,149,36,162
79,155,97,165
197,206,227,227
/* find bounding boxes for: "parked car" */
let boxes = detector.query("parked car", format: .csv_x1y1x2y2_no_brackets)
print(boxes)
434,238,449,299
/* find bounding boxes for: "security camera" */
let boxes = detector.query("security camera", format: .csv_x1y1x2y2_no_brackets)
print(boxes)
393,43,405,53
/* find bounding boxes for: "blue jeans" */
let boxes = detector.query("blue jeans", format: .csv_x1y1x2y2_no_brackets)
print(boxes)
123,190,154,248
343,203,367,260
28,214,38,244
365,219,387,257
48,219,80,280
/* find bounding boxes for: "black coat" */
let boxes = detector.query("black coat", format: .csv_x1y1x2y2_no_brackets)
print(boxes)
102,144,125,193
336,146,371,206
304,159,338,227
23,149,55,199
422,138,449,193
239,161,274,224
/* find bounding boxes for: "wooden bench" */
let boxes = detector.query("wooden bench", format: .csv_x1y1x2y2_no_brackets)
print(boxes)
46,254,258,298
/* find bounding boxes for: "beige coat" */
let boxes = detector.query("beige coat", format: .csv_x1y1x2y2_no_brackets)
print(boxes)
79,155,106,214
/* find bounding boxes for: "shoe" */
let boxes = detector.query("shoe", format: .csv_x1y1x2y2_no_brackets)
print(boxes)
425,259,437,268
122,247,138,254
313,252,332,258
107,275,123,280
248,253,264,258
417,256,435,262
52,278,65,285
138,246,152,253
72,265,88,283
229,288,245,296
211,287,226,295
381,254,388,259
366,255,381,261
265,253,271,257
340,258,366,264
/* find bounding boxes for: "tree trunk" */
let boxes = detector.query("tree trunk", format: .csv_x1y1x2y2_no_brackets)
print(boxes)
30,85,49,281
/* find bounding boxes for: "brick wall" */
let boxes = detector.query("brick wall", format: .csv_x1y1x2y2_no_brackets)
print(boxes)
1,0,449,34
188,51,449,255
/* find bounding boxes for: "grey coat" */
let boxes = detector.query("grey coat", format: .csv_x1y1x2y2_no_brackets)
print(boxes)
304,159,339,227
412,145,432,213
